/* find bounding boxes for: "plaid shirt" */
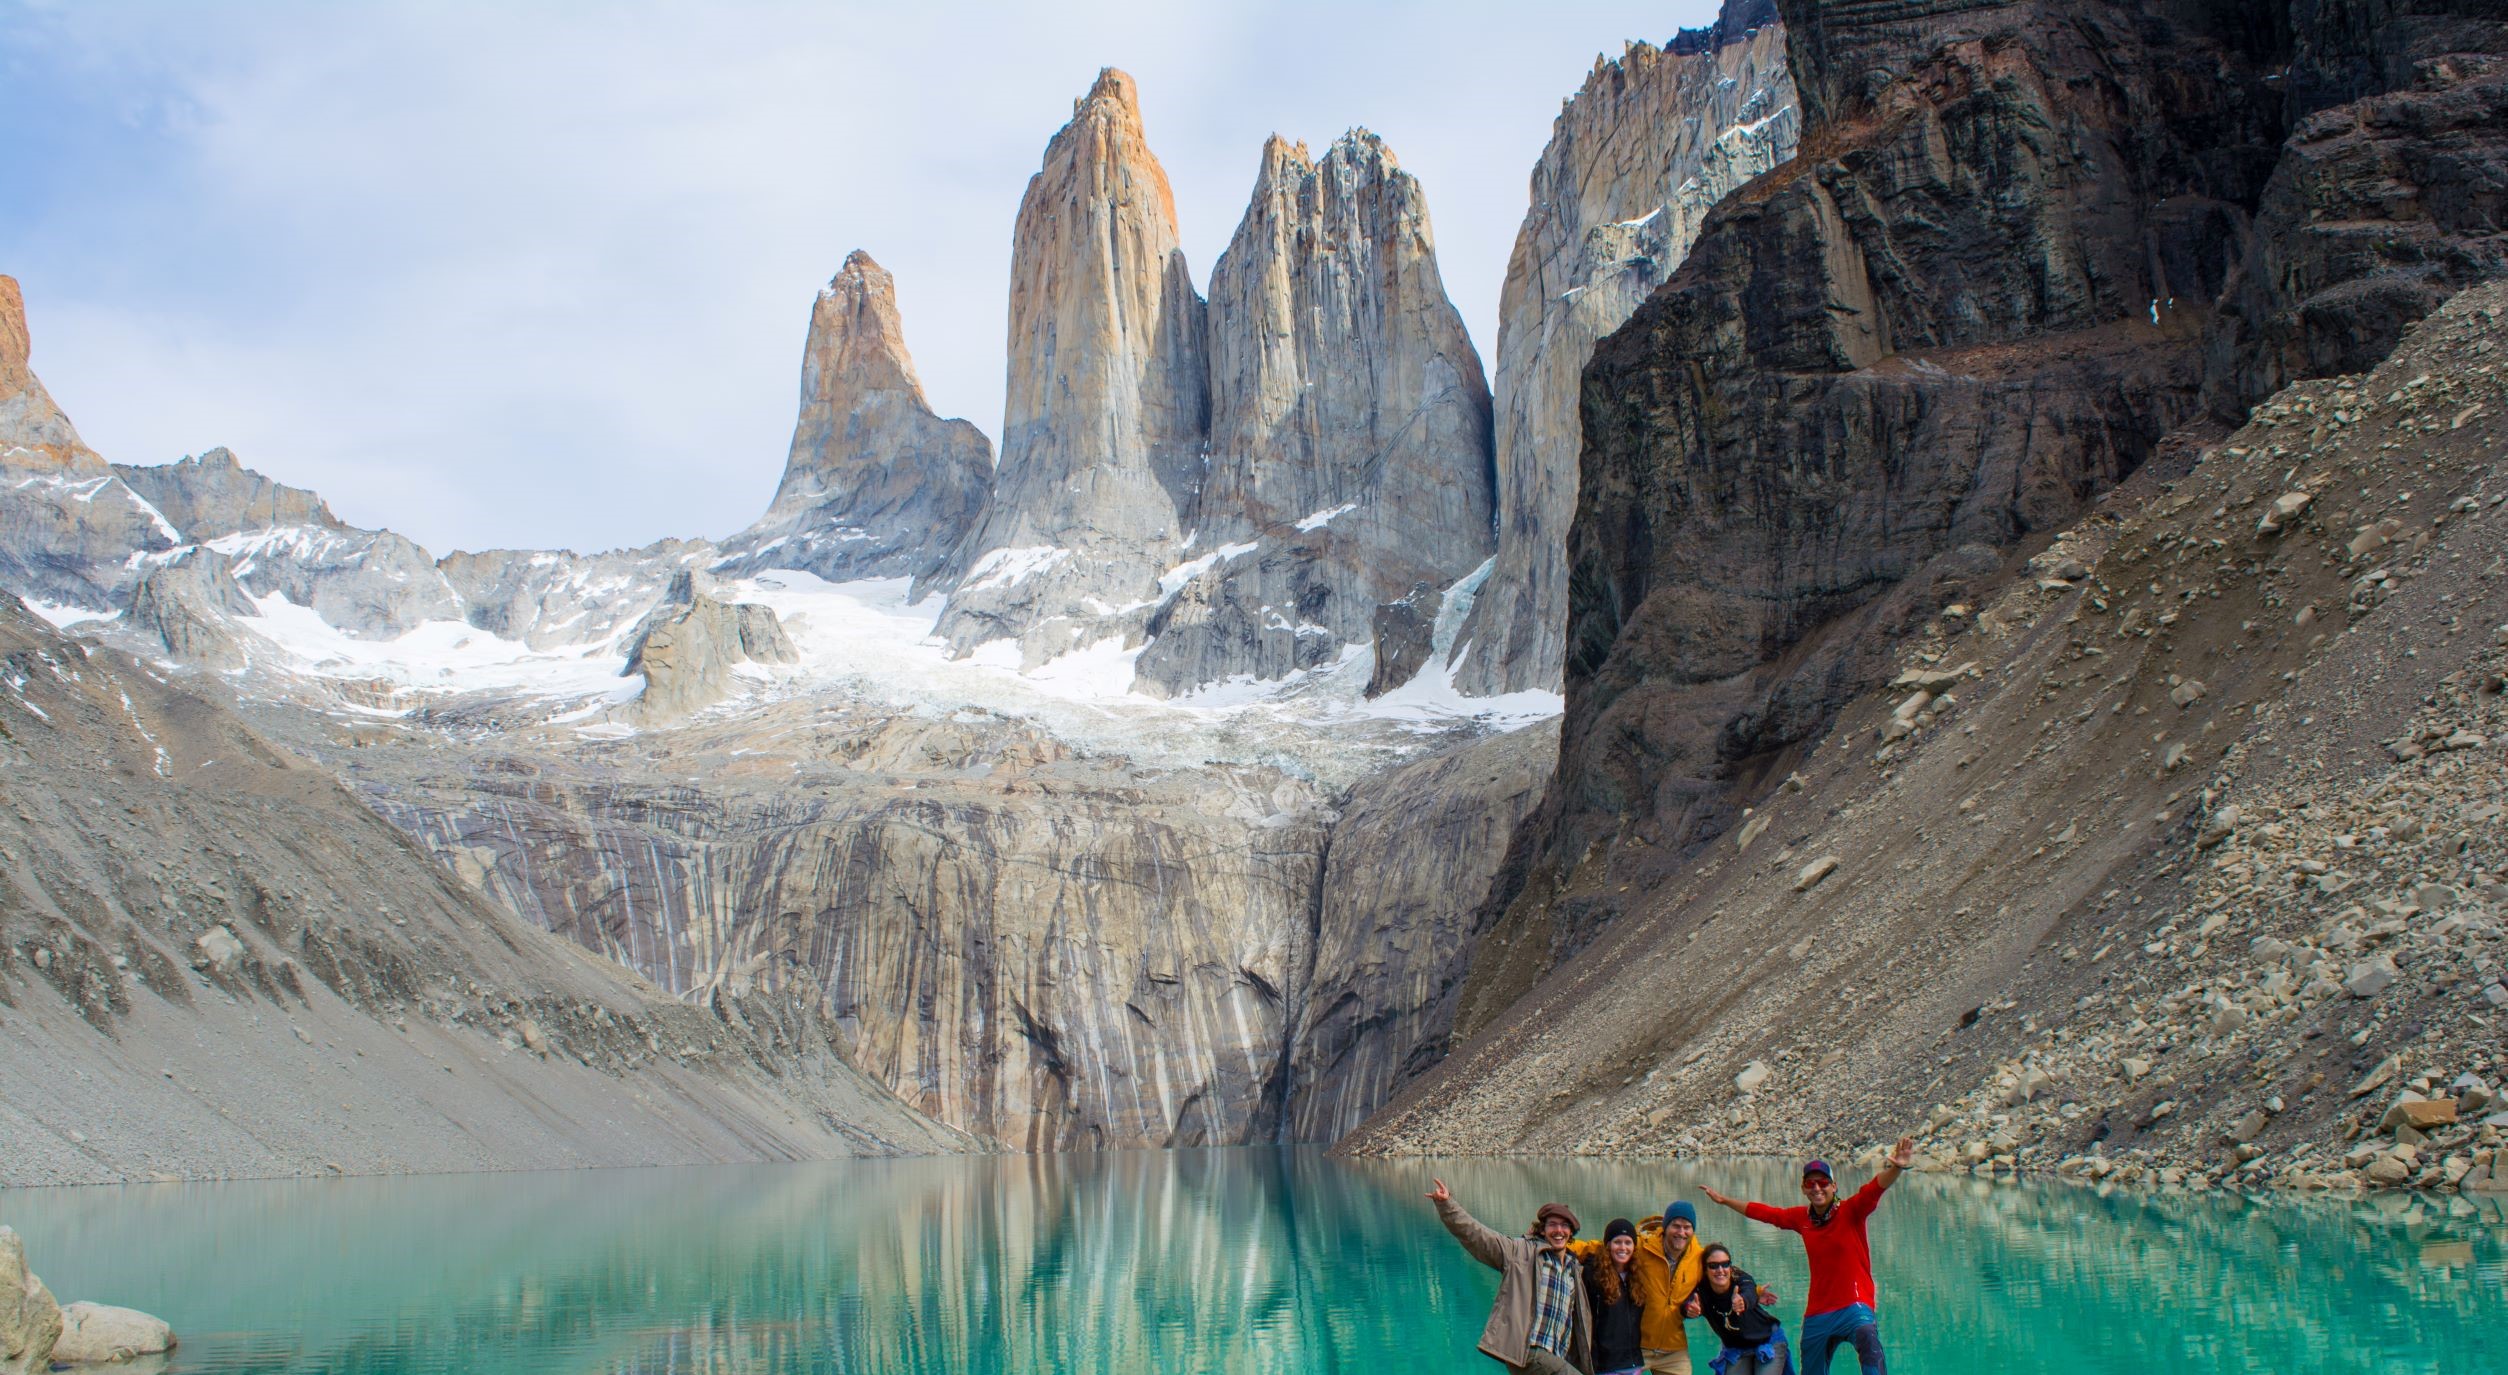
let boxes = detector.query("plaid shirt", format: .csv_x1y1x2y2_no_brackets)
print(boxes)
1528,1246,1579,1356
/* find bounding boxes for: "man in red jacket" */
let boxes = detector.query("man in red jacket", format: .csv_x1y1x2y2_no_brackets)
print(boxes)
1700,1136,1914,1374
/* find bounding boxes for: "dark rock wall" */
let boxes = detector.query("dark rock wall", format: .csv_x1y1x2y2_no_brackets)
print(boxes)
1488,0,2507,975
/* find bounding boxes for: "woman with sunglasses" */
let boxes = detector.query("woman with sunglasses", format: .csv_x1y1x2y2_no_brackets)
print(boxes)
1682,1245,1789,1375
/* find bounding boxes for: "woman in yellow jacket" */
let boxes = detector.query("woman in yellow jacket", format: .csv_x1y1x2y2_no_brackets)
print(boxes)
1571,1200,1706,1374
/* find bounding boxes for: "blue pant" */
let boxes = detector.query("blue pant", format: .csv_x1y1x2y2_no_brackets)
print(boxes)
1797,1305,1884,1375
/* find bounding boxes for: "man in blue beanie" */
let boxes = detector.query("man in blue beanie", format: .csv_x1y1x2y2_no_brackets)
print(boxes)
1570,1197,1704,1371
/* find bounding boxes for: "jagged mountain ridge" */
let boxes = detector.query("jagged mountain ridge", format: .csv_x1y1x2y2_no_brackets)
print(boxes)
0,7,1805,1166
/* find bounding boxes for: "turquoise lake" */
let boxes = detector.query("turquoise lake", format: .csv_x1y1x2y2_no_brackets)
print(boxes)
2,1150,2499,1373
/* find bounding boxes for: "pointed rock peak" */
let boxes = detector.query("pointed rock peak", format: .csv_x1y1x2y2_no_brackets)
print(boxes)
1254,134,1314,193
1078,66,1141,118
1329,127,1395,169
831,248,891,294
806,248,926,403
0,275,28,397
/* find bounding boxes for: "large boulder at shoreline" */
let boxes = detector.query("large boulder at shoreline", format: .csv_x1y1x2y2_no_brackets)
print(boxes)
53,1302,176,1364
0,1227,61,1375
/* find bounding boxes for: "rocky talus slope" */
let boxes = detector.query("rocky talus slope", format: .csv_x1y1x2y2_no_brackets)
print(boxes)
934,68,1210,666
1345,275,2508,1195
0,591,967,1186
713,251,993,587
1454,4,1798,695
1132,131,1495,697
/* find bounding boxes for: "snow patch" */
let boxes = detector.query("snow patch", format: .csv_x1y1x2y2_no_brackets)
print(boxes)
960,545,1069,592
1293,503,1357,533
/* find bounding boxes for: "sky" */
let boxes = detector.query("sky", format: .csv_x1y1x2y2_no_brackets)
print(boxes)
2,0,1723,555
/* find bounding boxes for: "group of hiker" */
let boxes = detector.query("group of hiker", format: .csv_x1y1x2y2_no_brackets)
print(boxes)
1426,1136,1914,1375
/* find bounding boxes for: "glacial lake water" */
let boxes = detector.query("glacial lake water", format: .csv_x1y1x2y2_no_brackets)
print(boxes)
3,1150,2499,1373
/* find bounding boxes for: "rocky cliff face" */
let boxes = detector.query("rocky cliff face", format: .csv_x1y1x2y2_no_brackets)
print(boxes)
620,570,799,720
0,276,101,475
1349,1,2508,1164
125,549,257,668
714,252,994,588
1453,6,1798,695
439,541,714,650
0,590,966,1186
1500,0,2300,965
1345,278,2508,1190
345,696,1557,1150
0,277,179,608
936,69,1209,665
1132,132,1495,697
112,447,343,541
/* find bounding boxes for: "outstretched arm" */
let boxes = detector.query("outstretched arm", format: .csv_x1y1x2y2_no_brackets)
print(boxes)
1699,1184,1753,1216
1426,1178,1509,1272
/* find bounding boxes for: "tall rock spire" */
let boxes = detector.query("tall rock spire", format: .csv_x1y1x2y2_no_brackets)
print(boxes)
715,250,993,586
0,275,106,473
935,68,1209,663
1133,129,1494,696
1452,12,1798,694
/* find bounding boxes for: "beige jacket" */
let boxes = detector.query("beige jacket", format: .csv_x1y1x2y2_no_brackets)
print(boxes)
1435,1196,1594,1371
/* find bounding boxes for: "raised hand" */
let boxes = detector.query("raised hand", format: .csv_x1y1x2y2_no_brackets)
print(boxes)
1684,1295,1703,1318
1426,1177,1452,1204
1729,1290,1745,1316
1889,1136,1916,1169
1700,1184,1745,1213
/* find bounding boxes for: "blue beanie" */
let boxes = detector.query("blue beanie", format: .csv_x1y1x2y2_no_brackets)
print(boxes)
1664,1200,1697,1227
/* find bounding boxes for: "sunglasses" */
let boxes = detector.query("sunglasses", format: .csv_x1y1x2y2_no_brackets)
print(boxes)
1705,1261,1733,1270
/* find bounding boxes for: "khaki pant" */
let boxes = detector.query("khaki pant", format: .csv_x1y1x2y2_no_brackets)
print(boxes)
1643,1349,1695,1375
1511,1350,1581,1375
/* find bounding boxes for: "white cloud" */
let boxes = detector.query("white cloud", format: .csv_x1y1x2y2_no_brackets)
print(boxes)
4,0,1718,555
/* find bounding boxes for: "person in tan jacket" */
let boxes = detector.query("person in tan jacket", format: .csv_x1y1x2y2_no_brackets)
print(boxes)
1571,1201,1707,1374
1428,1177,1594,1374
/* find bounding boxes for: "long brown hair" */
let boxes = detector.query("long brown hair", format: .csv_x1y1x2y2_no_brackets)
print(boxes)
1587,1240,1636,1307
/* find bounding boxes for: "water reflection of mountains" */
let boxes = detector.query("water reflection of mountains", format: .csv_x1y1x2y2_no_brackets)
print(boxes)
5,1151,2497,1372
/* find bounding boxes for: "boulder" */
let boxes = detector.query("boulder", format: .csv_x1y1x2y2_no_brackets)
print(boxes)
0,1228,61,1375
1794,856,1839,892
52,1303,174,1364
1735,1060,1773,1094
2378,1094,2459,1134
193,925,245,972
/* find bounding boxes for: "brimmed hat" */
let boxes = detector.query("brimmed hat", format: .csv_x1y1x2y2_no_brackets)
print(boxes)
1802,1159,1834,1180
1534,1202,1581,1234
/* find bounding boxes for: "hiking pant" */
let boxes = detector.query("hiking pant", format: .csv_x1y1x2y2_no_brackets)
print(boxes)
1797,1305,1884,1375
1510,1350,1581,1375
1643,1349,1695,1375
1709,1344,1792,1375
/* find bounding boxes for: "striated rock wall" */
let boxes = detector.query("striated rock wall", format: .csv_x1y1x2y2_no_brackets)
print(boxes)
1285,722,1556,1140
1454,7,1798,695
354,702,1560,1150
714,251,993,588
1133,131,1494,696
936,69,1209,665
125,549,256,668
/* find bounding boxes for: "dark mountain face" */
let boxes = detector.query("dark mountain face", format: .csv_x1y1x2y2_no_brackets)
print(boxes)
1495,0,2508,960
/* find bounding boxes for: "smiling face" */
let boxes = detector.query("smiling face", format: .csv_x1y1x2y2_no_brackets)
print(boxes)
1608,1234,1636,1265
1701,1247,1734,1290
1801,1172,1837,1209
1665,1216,1696,1249
1541,1216,1575,1246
